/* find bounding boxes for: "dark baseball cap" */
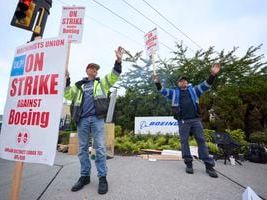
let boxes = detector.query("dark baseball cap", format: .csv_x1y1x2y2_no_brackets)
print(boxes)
86,63,100,70
177,75,188,82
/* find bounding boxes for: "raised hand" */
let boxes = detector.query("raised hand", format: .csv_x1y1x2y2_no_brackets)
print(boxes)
115,46,124,63
152,74,160,83
211,63,221,76
65,70,70,78
65,70,70,87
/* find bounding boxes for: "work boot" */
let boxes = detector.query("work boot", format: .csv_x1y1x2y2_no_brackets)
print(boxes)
185,164,194,174
71,176,90,191
98,176,108,194
206,167,218,178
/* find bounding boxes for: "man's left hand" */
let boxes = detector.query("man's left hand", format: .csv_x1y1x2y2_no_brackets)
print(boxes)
211,63,221,76
115,46,124,63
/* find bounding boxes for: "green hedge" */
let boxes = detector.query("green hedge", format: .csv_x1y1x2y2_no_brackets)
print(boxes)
115,133,181,155
249,131,267,145
58,130,73,145
60,125,264,156
114,126,256,155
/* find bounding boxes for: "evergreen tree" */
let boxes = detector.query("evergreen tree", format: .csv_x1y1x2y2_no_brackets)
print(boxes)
115,43,267,136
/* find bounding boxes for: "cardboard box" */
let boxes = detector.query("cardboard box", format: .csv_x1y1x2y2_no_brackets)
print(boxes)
68,133,78,155
68,144,78,155
105,123,114,157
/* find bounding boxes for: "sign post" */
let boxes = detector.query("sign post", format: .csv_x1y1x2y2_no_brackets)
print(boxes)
144,28,158,75
10,162,24,200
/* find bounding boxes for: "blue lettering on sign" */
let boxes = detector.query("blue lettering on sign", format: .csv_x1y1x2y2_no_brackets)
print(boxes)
140,121,178,129
149,121,178,126
10,55,26,76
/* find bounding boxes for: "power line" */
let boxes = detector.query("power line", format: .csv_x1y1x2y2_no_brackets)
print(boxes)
92,0,145,34
88,16,144,47
121,0,177,41
54,0,144,48
55,0,68,6
55,0,175,51
120,0,195,53
141,0,203,50
91,0,174,52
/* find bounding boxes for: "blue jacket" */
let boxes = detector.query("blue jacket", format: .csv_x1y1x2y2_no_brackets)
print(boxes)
160,80,212,107
159,79,213,120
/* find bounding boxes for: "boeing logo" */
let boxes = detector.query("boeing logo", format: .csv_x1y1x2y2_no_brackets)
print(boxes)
139,120,178,129
140,121,149,129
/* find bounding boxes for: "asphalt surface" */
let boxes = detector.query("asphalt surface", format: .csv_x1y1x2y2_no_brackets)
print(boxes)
1,152,267,200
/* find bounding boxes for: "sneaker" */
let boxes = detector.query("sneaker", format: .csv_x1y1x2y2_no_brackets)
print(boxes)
185,165,194,174
206,167,218,178
71,176,90,192
98,176,108,194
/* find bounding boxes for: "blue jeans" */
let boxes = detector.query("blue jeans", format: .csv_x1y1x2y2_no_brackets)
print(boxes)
77,116,107,177
178,118,215,167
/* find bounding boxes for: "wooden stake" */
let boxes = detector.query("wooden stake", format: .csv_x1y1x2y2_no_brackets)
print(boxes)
65,42,71,76
10,162,24,200
152,53,156,75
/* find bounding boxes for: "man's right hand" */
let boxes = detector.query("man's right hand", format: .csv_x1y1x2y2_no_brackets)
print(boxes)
65,70,70,78
211,63,221,76
152,74,160,83
115,46,124,63
152,74,162,91
65,70,70,87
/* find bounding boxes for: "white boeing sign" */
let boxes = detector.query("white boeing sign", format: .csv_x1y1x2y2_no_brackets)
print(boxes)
135,117,179,135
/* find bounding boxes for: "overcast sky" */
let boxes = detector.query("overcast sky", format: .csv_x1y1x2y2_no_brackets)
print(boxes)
0,0,267,114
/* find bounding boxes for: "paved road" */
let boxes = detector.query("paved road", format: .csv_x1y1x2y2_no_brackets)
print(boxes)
1,152,267,200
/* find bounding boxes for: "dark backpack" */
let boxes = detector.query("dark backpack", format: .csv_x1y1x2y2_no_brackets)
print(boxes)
247,143,267,164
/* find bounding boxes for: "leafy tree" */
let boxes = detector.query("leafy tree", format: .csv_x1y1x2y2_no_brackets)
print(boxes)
115,43,267,136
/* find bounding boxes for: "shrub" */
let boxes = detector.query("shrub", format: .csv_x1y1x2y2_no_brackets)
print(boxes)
155,135,168,146
58,130,72,144
136,140,147,150
189,139,197,146
204,129,215,142
207,142,219,155
146,138,158,149
114,128,253,155
225,129,246,143
168,137,180,149
115,125,123,137
70,120,77,131
225,129,249,154
159,145,172,150
249,131,267,145
115,134,181,154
